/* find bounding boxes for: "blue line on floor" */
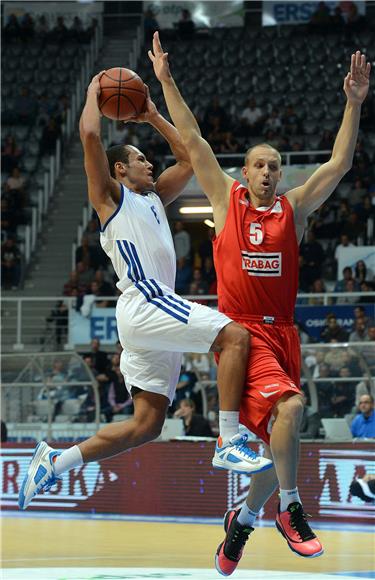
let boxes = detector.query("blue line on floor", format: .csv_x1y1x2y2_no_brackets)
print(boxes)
2,510,374,533
329,573,375,579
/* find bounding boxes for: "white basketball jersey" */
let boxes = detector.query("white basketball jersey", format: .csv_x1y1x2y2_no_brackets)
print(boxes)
100,183,176,293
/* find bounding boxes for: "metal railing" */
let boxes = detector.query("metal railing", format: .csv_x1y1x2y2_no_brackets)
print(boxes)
1,293,374,352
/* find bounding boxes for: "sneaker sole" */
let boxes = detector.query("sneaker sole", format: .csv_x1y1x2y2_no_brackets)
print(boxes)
275,520,324,558
215,550,234,577
18,441,49,510
212,458,273,474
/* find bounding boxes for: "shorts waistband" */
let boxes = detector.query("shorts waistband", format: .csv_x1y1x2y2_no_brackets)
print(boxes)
225,313,294,326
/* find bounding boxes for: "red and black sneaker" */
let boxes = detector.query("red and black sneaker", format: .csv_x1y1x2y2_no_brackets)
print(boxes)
275,502,324,558
215,509,254,576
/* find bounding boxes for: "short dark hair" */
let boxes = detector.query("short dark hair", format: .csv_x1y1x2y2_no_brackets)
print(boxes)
106,145,131,179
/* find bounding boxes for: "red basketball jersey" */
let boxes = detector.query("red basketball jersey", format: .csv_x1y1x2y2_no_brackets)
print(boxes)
213,181,299,320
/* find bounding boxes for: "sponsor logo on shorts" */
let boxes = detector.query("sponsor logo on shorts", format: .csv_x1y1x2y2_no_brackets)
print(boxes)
241,251,282,276
264,383,280,389
260,390,280,398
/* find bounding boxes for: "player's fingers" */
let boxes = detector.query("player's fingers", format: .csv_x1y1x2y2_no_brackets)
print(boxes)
355,50,361,69
350,53,356,76
365,61,371,78
148,49,155,62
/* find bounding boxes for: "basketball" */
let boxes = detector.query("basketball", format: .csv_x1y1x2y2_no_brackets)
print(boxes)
98,67,147,121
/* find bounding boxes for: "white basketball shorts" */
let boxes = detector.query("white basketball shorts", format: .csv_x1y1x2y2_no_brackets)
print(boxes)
116,281,231,403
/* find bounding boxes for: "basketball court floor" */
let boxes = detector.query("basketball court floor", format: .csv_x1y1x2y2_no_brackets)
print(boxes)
2,513,374,580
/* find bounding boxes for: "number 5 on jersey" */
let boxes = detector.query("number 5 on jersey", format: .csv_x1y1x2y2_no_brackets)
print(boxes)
250,223,263,245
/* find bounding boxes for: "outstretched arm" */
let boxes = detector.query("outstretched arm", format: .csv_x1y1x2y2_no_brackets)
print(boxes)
79,72,120,222
129,87,192,206
148,31,234,217
287,51,371,223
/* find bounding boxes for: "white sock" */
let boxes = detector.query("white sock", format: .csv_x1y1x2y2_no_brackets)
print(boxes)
219,411,239,444
237,503,259,528
53,445,84,476
279,487,301,512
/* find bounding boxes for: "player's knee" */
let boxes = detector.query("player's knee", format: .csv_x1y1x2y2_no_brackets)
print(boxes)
219,322,249,352
277,394,304,424
132,416,163,444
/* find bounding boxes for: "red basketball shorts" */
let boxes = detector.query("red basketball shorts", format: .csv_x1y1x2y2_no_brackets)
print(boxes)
216,321,302,445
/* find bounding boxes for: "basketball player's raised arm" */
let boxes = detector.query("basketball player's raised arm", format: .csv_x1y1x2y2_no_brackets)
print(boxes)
287,52,371,223
79,72,120,220
130,87,193,206
149,31,234,210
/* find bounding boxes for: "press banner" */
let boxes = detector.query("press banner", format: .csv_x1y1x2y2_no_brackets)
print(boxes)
295,304,375,340
144,1,244,29
1,442,374,524
262,1,366,27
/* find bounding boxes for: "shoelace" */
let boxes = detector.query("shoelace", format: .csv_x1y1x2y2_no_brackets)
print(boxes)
231,435,259,460
289,505,316,541
225,516,252,561
36,473,61,495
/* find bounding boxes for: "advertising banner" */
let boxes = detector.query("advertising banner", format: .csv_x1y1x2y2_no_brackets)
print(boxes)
262,1,366,27
295,304,375,340
144,1,244,29
69,307,117,346
1,442,374,523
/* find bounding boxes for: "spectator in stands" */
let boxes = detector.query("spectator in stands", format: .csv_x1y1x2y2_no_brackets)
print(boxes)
308,279,327,305
39,118,61,157
110,122,140,147
341,211,365,243
1,238,21,289
334,233,354,263
354,260,367,285
1,199,16,239
290,141,309,164
330,5,345,30
76,260,95,288
201,256,216,288
282,105,299,136
14,87,38,125
143,8,159,43
174,398,213,437
69,15,84,41
349,318,370,342
315,362,334,417
85,338,109,375
318,130,334,152
175,256,192,294
173,365,197,410
300,391,321,439
46,300,69,347
176,9,195,40
63,270,86,297
294,321,310,344
5,167,28,208
199,228,214,262
239,98,263,136
320,313,349,343
351,178,368,206
76,234,101,271
309,1,331,29
85,218,100,247
351,394,375,438
106,354,133,420
190,268,209,295
331,366,356,417
20,12,35,41
353,305,374,329
35,15,49,41
3,13,20,41
334,266,359,293
263,109,283,135
173,221,191,261
1,135,22,173
188,352,210,378
336,279,359,304
80,281,110,316
359,281,375,303
38,92,58,126
220,131,240,154
300,231,325,289
52,16,68,42
1,420,8,443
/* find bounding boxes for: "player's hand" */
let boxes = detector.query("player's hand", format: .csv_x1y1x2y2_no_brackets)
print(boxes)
126,85,158,123
148,31,171,82
343,51,371,105
87,70,105,96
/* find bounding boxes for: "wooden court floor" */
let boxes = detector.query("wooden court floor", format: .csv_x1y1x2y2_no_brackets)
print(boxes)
2,517,374,573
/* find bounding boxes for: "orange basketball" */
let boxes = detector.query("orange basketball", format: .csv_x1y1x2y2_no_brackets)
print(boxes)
98,67,147,121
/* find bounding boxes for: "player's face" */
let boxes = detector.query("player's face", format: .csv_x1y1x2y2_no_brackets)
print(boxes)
124,147,154,191
242,148,281,204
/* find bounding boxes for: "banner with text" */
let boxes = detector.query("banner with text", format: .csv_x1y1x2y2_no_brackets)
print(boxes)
69,307,117,346
295,304,375,340
1,442,374,524
144,1,244,29
262,1,366,27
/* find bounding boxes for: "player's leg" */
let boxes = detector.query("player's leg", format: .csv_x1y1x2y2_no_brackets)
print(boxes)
210,322,272,473
19,390,169,510
215,444,277,576
270,393,323,558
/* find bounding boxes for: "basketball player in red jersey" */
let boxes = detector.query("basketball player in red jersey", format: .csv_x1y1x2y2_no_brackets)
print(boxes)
150,33,371,574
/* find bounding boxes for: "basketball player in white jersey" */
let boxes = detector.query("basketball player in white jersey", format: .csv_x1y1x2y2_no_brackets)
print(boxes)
19,74,272,510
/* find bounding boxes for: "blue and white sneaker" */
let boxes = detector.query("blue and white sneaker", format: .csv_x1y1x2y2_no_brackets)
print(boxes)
18,441,61,510
212,433,273,474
